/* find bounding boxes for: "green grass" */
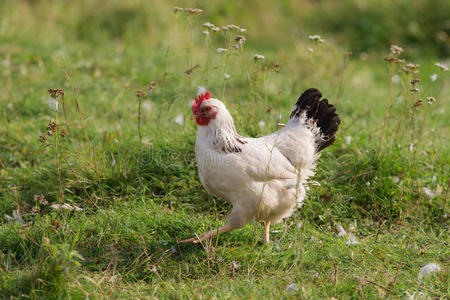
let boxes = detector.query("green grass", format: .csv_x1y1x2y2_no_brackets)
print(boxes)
0,0,449,298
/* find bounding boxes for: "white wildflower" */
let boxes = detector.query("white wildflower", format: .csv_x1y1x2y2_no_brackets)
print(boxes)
434,62,448,71
392,176,400,183
345,136,352,145
258,120,266,128
418,263,440,280
222,26,229,31
202,31,209,36
216,48,228,53
47,98,59,113
430,74,438,81
224,73,230,79
308,48,314,53
296,222,303,229
409,143,414,151
285,283,299,294
211,26,220,32
366,182,371,186
254,54,265,61
240,28,247,33
174,114,184,125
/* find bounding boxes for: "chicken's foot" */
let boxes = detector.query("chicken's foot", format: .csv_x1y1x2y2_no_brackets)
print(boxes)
179,225,233,244
264,221,270,243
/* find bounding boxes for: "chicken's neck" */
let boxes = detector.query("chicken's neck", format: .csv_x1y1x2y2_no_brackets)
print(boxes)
197,112,247,154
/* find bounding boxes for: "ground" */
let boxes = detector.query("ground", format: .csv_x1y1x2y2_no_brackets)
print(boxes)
0,0,448,298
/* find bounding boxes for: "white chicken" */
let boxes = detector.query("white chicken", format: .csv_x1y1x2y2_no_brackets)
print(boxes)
181,88,340,244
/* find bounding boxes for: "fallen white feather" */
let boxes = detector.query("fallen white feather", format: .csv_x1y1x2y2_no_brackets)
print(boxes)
50,203,83,211
418,263,440,280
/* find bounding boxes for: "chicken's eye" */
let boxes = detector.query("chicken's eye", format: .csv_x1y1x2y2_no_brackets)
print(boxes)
202,106,211,112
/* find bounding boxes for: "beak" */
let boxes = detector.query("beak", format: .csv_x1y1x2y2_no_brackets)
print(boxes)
190,114,199,120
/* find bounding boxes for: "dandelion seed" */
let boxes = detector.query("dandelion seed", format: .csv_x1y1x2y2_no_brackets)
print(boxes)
224,73,230,79
254,54,265,61
390,45,404,55
216,48,228,53
430,74,438,81
174,114,184,125
418,263,440,280
345,136,352,145
285,283,299,294
426,96,436,104
258,120,266,128
434,62,448,71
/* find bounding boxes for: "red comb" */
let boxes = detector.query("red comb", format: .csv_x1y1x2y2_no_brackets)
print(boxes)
192,91,211,114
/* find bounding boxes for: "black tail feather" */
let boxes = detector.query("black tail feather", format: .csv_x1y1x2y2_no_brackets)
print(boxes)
290,88,340,152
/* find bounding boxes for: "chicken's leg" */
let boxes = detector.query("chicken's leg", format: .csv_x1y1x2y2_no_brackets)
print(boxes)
179,225,233,244
264,221,270,243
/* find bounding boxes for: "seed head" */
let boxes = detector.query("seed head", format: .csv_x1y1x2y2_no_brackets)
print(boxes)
60,128,67,138
410,87,420,94
413,99,423,107
390,45,403,56
216,48,228,53
406,63,420,70
426,97,436,104
411,76,420,85
309,35,325,42
173,6,183,13
435,62,448,71
184,8,203,15
39,134,47,144
254,54,265,61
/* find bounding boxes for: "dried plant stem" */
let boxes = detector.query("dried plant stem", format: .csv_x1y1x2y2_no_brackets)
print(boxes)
263,66,269,109
138,95,142,145
204,34,212,86
158,47,170,127
379,62,395,152
61,66,89,144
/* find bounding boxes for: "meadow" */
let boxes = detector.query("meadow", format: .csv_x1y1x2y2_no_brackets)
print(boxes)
0,0,448,298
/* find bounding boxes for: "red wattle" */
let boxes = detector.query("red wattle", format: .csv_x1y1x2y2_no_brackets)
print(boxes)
196,117,210,126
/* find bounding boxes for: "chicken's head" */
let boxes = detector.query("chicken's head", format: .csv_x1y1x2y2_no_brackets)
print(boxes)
191,91,218,126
